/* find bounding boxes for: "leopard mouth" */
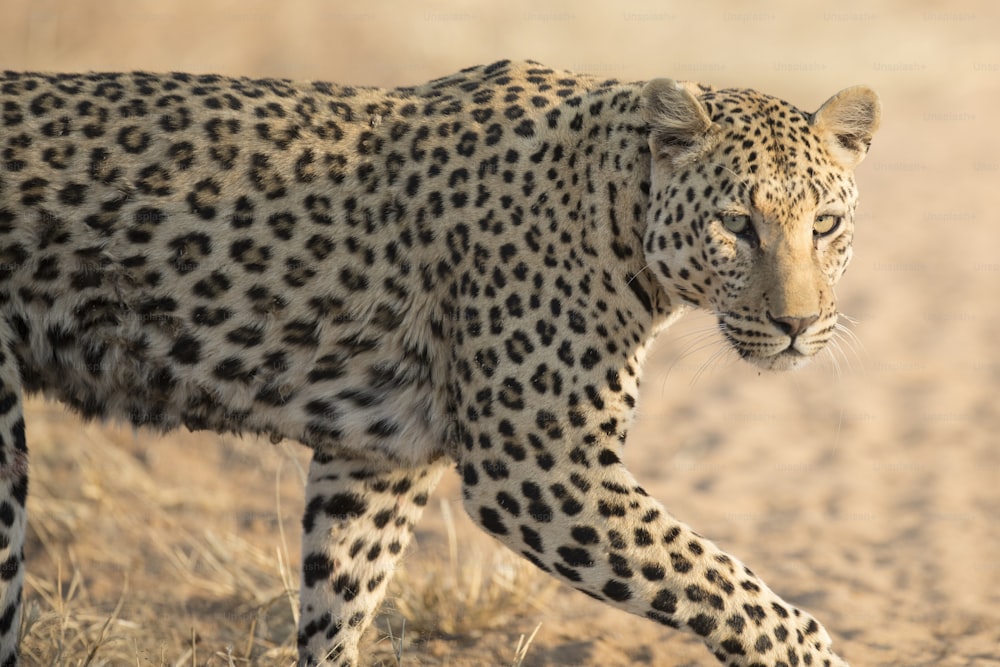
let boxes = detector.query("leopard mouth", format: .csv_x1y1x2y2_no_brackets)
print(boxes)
720,325,816,371
733,344,814,371
751,346,812,371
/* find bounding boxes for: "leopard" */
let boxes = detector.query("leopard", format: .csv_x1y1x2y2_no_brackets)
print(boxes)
0,60,879,666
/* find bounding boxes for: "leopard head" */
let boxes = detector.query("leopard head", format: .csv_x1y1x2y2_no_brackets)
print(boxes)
640,78,880,370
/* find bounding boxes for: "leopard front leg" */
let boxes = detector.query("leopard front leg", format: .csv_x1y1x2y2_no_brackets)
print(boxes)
297,453,447,667
0,335,26,667
459,439,847,667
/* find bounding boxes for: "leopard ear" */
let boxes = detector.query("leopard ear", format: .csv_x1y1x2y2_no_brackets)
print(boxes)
641,78,716,162
811,86,881,168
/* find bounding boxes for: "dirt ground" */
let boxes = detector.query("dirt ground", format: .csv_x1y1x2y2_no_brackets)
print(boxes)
1,1,998,665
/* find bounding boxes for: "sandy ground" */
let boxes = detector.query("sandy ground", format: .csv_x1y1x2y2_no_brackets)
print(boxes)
2,1,999,665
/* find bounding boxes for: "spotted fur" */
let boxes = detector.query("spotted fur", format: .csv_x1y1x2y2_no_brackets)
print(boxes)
0,61,879,666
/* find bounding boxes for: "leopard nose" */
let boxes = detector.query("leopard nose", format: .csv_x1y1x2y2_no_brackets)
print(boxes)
767,312,819,338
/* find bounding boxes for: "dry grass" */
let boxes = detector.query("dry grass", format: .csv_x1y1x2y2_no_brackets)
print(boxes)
22,399,303,666
384,500,557,638
20,398,553,666
20,558,297,667
367,497,555,665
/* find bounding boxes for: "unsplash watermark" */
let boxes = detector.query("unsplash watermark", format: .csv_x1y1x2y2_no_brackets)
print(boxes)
871,261,926,273
722,11,774,22
422,11,477,22
872,461,922,472
873,62,926,72
924,211,976,223
522,11,574,22
870,361,926,373
871,161,927,172
923,111,975,122
822,11,877,21
774,62,828,72
922,11,976,21
622,11,675,22
673,63,727,74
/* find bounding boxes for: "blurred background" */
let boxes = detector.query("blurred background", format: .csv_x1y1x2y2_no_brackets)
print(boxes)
2,0,998,665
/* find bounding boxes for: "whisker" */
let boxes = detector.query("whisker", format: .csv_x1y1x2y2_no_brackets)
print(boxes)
837,311,861,326
821,346,842,381
673,330,727,357
836,314,868,358
834,321,865,352
832,344,848,378
626,263,652,286
690,343,735,387
660,335,728,394
825,336,847,378
709,162,756,195
832,330,861,372
667,325,725,343
668,317,726,355
666,336,727,377
833,322,867,367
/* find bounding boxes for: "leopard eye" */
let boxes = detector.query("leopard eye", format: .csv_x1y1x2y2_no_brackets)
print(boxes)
814,214,842,237
721,213,752,235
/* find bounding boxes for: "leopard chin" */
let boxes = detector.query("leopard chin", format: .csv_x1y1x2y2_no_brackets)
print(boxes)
744,348,815,372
